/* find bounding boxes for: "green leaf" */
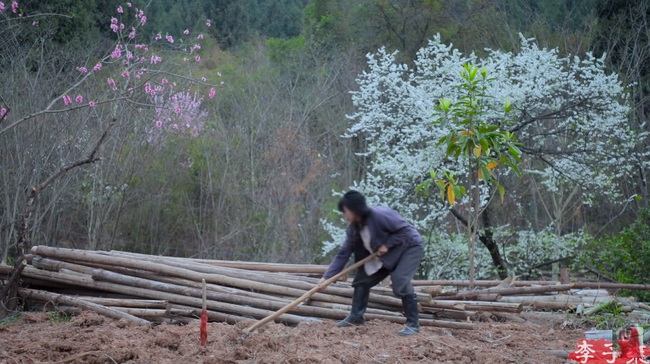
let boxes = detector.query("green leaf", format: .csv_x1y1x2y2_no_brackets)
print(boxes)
504,98,512,113
439,98,452,113
416,181,430,195
497,184,505,202
507,145,522,161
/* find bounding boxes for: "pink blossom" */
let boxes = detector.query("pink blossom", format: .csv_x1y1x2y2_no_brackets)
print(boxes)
140,15,146,25
89,101,96,107
93,63,102,71
174,107,181,114
150,90,156,96
197,33,204,40
161,79,168,85
62,95,72,105
0,107,7,118
31,20,38,26
144,83,151,93
205,19,212,27
111,46,121,58
0,2,5,12
106,78,115,86
208,88,215,99
192,44,201,52
135,44,145,49
155,120,163,128
183,57,188,62
119,23,125,30
166,35,174,43
117,5,123,13
183,29,189,35
121,70,129,78
75,95,83,103
195,55,201,62
111,17,118,24
76,66,88,73
150,55,161,64
155,33,162,40
127,2,132,7
110,24,118,32
126,51,133,60
171,124,178,129
11,1,17,13
129,28,136,39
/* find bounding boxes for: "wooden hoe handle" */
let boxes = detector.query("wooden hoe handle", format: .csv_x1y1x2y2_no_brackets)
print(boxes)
244,253,378,333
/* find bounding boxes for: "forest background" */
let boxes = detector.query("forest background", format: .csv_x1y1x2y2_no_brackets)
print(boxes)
1,0,649,289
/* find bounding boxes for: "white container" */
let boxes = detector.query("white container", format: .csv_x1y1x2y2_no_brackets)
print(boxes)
585,330,613,341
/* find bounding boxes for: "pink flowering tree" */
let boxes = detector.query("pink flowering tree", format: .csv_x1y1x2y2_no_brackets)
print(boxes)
0,1,220,312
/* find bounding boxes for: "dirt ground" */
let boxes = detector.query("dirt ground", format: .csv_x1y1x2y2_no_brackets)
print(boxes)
0,311,584,364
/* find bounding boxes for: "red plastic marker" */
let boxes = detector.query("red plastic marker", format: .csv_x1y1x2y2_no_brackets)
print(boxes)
200,278,207,346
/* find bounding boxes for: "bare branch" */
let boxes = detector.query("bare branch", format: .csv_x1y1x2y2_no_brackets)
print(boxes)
35,118,116,192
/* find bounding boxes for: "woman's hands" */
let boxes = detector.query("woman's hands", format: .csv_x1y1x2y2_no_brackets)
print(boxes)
376,244,388,256
317,278,328,291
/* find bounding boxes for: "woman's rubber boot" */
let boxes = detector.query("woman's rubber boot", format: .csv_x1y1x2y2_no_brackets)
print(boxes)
398,293,420,336
336,285,370,327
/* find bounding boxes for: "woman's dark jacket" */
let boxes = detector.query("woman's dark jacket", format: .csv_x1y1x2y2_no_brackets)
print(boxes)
323,206,423,279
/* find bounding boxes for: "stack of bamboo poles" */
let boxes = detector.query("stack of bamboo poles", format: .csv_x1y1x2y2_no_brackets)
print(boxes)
414,279,650,319
2,246,649,328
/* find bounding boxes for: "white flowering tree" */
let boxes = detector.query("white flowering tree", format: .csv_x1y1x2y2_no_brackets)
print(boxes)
323,35,648,279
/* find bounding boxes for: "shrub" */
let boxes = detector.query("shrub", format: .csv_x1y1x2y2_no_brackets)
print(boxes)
580,209,650,301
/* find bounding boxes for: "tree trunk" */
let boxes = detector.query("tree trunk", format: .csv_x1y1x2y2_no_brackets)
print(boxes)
479,208,508,279
0,187,36,314
0,120,114,316
450,206,509,279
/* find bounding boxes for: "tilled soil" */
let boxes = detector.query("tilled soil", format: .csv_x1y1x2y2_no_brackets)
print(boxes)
0,311,583,363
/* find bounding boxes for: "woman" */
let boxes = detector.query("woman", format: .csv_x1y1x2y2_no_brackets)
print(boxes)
318,190,424,336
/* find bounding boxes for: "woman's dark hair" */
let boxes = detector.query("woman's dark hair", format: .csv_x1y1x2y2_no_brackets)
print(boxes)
338,190,371,217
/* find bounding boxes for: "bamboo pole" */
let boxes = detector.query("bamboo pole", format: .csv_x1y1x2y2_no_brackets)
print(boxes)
582,300,615,316
305,300,404,317
424,300,523,313
18,288,151,325
244,254,378,333
111,307,194,317
421,308,478,320
106,250,329,274
412,279,561,287
436,284,574,300
75,297,168,309
413,279,650,291
171,304,246,324
500,295,611,305
532,301,572,310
